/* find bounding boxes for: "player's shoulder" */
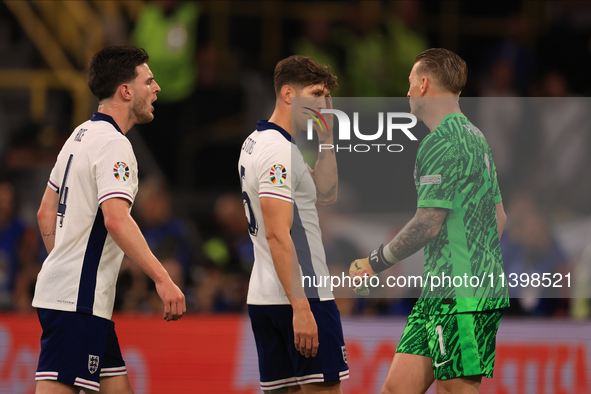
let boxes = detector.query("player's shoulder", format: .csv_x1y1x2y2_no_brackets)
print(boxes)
59,118,132,168
432,113,466,136
252,121,292,144
71,115,128,139
88,119,131,149
426,112,479,148
245,122,292,157
436,113,486,139
419,125,453,152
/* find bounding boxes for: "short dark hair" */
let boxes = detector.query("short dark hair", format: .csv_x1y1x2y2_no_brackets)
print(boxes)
273,55,338,96
88,46,150,101
414,48,467,94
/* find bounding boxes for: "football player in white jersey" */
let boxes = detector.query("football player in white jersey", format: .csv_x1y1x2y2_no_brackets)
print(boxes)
33,46,185,394
238,56,348,393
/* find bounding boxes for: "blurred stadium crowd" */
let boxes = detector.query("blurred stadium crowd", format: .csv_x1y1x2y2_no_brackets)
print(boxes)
0,0,590,318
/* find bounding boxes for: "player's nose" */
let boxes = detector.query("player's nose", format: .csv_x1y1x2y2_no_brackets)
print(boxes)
154,80,161,94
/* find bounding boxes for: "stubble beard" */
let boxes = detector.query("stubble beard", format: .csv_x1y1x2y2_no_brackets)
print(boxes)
133,98,154,124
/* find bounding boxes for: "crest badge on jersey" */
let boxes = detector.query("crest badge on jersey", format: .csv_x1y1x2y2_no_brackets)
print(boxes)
113,162,130,182
270,164,287,185
341,346,347,364
88,354,99,374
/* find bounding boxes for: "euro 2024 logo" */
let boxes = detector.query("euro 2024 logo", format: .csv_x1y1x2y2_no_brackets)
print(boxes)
113,162,130,182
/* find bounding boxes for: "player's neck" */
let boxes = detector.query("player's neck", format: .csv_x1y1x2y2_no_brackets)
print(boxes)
423,100,461,132
96,102,133,135
268,107,292,135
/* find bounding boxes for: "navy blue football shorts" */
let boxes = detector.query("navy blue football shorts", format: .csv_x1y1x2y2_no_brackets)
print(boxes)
35,308,127,392
248,300,349,391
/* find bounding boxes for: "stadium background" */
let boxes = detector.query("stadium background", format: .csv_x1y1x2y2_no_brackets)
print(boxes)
0,0,591,393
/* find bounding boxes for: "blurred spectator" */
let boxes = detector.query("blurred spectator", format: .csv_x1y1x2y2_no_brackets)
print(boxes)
338,1,389,96
135,177,195,274
476,65,523,192
0,102,7,164
571,239,591,319
132,0,199,104
337,0,427,97
481,14,534,96
480,58,519,97
115,177,197,312
501,192,570,316
193,193,251,313
318,203,362,316
132,0,200,184
382,0,429,97
183,193,253,313
211,193,254,271
543,1,591,92
530,73,591,214
292,10,344,95
4,122,65,170
101,4,132,47
0,180,41,310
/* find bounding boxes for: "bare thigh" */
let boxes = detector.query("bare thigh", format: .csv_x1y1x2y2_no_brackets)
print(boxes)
36,380,79,394
96,374,134,394
300,381,341,394
266,382,338,394
437,375,482,394
265,381,341,394
381,353,434,394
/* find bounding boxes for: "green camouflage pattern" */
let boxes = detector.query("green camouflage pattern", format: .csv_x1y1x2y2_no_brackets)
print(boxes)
414,113,509,314
397,300,502,379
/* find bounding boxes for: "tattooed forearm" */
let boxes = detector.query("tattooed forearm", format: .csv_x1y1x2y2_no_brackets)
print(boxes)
42,230,56,237
386,207,447,262
316,182,337,205
318,141,335,155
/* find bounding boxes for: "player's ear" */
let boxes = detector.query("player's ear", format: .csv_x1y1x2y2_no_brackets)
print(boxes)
421,77,428,96
280,85,293,105
119,83,132,101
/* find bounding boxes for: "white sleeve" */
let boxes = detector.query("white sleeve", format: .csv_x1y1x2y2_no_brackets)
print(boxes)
257,143,294,203
47,163,60,193
94,139,138,205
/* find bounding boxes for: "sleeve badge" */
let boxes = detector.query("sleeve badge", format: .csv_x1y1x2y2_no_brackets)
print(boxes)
270,164,287,185
113,162,130,182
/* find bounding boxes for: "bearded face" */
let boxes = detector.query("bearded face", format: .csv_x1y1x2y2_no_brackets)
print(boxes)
130,63,160,124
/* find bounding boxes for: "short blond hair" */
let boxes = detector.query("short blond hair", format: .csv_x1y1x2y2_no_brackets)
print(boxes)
414,48,467,94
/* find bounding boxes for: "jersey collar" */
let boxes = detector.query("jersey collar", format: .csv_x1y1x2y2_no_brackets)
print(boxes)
91,112,123,135
257,120,292,142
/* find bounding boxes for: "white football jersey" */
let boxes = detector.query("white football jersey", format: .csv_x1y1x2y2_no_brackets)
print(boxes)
238,121,334,305
33,112,138,320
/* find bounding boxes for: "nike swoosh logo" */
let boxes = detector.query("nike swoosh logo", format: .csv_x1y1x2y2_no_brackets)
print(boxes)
434,359,452,368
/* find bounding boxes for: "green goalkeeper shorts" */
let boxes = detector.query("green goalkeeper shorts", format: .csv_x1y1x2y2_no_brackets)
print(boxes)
396,301,503,380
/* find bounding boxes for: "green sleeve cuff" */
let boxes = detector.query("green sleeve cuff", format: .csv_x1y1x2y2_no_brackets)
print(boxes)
417,199,453,209
494,194,502,204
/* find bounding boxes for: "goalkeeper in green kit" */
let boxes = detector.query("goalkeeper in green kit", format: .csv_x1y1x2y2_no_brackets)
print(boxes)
349,48,509,394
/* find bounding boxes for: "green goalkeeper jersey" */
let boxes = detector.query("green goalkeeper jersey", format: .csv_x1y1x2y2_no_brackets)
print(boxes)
415,112,509,315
